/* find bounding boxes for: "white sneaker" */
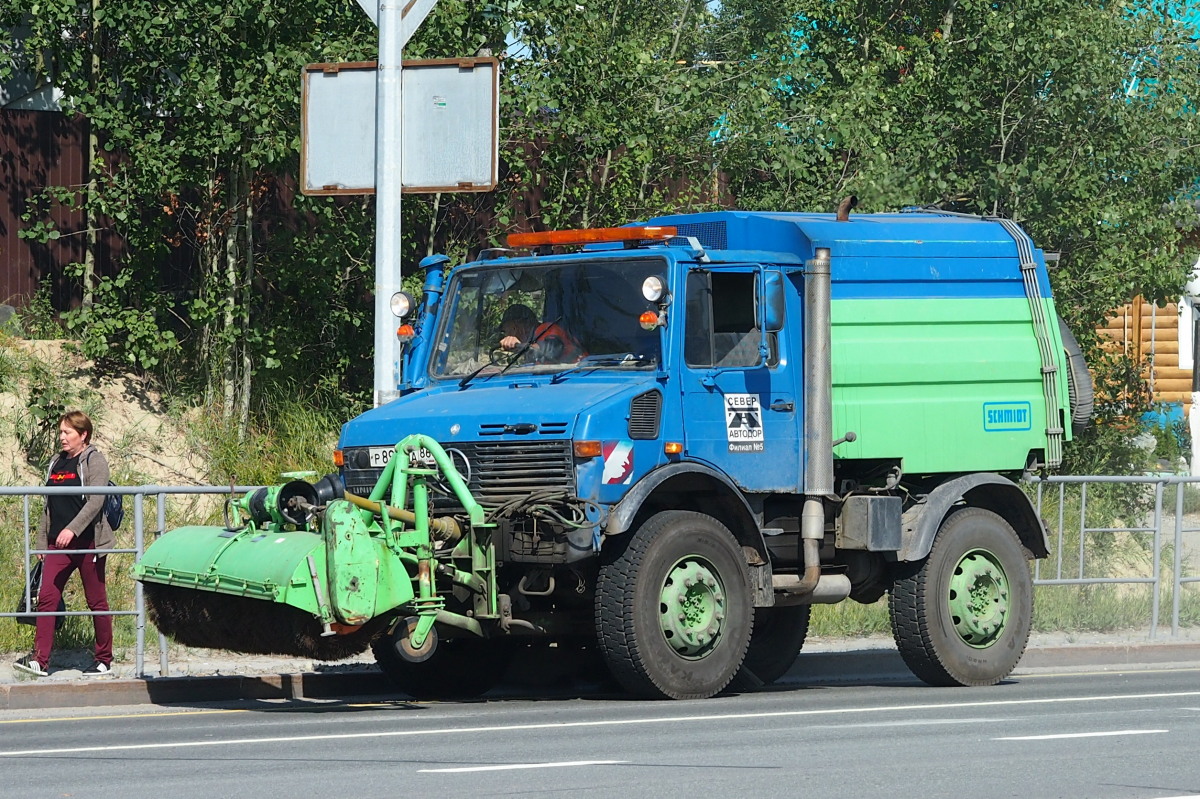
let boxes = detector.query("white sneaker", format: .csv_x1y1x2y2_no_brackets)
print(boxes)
13,656,47,678
81,661,111,676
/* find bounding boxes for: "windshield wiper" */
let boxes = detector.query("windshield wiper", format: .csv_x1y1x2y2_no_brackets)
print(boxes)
457,357,497,390
551,352,649,382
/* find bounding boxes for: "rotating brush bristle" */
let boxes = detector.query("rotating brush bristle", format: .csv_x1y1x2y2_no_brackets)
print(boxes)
143,583,388,661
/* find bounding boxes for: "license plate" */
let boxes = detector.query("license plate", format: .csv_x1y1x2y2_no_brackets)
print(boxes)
368,446,435,468
408,447,435,467
368,446,395,467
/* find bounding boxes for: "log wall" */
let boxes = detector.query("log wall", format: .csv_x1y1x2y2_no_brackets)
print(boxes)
1098,298,1194,414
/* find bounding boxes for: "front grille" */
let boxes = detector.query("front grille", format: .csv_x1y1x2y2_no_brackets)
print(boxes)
341,440,574,510
459,440,574,507
629,390,662,439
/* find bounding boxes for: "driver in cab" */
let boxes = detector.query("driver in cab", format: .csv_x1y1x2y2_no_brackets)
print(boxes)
499,304,584,363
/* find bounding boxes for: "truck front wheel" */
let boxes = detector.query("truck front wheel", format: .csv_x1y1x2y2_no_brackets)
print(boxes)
595,510,753,699
889,507,1033,687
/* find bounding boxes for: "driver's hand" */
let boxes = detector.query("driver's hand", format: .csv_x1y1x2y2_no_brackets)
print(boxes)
500,335,524,351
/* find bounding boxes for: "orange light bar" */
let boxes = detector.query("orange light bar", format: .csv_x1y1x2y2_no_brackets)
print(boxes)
507,226,677,249
664,442,684,455
574,440,603,458
333,449,345,467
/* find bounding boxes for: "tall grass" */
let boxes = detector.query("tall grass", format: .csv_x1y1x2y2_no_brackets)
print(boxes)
809,584,1200,639
182,396,344,486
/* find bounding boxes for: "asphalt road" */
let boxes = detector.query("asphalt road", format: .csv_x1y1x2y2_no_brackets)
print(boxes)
2,663,1199,799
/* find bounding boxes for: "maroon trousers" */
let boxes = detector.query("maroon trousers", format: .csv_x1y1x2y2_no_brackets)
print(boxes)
34,551,112,667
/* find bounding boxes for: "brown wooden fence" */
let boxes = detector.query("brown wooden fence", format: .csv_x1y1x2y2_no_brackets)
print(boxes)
0,108,106,312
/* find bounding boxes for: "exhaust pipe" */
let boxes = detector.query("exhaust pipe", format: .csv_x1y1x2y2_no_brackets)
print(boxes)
772,573,851,604
836,195,858,222
783,246,834,598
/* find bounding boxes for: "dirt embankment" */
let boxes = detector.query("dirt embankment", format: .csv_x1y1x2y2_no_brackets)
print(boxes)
1,338,208,487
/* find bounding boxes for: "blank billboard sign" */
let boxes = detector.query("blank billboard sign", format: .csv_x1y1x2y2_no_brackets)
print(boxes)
301,57,498,195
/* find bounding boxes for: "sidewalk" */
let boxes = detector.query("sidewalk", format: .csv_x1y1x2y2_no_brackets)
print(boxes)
4,628,1200,711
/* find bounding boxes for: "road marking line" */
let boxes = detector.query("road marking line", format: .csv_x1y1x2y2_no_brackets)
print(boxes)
419,760,628,773
2,690,1197,758
998,729,1168,741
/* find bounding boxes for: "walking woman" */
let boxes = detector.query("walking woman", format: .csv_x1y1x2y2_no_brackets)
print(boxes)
14,411,114,677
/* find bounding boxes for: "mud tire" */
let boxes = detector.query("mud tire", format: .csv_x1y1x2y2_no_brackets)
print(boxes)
595,510,753,700
889,508,1033,687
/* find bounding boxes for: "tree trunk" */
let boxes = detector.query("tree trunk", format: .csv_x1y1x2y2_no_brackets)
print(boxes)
82,0,102,307
238,168,253,437
222,165,239,420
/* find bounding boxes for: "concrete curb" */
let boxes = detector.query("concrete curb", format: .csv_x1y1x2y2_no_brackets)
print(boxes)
0,670,394,711
3,641,1199,711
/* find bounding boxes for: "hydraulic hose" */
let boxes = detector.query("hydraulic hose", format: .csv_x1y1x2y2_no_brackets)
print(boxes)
342,491,462,542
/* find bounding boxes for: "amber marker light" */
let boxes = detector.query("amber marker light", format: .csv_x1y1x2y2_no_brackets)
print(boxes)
639,311,661,331
507,226,677,249
574,440,603,458
396,323,416,341
333,449,345,467
664,442,684,455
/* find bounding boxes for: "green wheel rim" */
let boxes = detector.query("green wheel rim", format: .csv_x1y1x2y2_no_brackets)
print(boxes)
947,547,1010,648
659,556,726,659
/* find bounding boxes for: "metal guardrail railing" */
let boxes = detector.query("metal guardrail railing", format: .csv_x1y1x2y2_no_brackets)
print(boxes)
0,484,261,678
3,477,1198,677
1030,474,1200,639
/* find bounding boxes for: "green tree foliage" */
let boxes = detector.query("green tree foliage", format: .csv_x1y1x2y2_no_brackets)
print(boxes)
3,0,378,429
711,0,1200,330
4,0,1199,464
501,0,725,229
398,0,730,257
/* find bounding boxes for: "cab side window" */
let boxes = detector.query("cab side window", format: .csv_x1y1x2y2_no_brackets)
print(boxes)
684,270,776,368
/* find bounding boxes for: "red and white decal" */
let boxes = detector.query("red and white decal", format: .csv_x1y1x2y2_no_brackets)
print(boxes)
602,440,634,485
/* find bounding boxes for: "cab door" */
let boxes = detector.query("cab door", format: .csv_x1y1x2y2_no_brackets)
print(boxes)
680,266,800,491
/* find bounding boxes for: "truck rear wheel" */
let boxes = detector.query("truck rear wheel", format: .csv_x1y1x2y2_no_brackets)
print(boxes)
889,508,1033,687
595,510,753,699
371,631,512,700
726,604,810,691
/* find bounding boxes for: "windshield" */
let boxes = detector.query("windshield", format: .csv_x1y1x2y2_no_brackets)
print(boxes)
430,257,667,379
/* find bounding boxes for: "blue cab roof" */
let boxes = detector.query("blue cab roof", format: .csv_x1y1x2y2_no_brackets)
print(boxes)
642,209,1052,300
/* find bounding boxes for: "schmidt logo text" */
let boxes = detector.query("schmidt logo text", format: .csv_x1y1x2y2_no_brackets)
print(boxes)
983,401,1032,432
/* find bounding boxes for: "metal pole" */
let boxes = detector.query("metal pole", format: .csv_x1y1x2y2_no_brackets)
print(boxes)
134,493,145,677
374,1,405,407
1173,478,1184,636
157,493,169,677
1151,480,1163,639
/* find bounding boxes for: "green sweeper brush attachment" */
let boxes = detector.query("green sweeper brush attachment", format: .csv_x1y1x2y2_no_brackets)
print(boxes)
134,435,494,660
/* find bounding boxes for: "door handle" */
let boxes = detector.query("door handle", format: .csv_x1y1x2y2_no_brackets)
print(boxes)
769,399,794,412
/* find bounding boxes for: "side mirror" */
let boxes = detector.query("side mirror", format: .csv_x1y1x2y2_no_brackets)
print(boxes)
764,270,786,333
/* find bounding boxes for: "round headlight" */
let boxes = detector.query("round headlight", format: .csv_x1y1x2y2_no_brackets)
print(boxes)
390,291,414,319
642,275,666,302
